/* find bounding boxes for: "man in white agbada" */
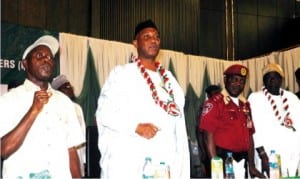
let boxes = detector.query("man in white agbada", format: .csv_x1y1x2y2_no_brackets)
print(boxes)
95,19,190,178
248,63,300,177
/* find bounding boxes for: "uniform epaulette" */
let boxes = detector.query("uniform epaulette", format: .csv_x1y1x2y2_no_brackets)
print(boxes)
210,93,223,102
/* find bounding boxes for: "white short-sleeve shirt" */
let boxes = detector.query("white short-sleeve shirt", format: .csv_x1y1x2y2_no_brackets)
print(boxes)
0,79,85,179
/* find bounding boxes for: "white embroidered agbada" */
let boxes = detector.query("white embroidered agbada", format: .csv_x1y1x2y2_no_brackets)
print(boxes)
248,88,300,177
95,62,190,179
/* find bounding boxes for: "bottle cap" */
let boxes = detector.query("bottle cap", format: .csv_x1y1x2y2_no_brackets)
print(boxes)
213,156,222,160
227,152,233,157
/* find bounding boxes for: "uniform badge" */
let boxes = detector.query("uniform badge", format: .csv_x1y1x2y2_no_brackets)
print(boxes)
241,67,247,76
202,103,213,116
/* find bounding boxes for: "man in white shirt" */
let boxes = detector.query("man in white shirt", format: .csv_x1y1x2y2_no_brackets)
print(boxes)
0,35,85,178
248,63,300,177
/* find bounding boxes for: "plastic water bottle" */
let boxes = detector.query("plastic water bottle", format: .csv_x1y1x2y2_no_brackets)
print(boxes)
296,159,300,177
276,153,282,178
142,157,154,179
269,150,280,179
211,156,224,179
154,161,170,179
225,152,235,179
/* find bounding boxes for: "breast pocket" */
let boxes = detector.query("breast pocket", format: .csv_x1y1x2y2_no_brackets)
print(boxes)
223,109,238,121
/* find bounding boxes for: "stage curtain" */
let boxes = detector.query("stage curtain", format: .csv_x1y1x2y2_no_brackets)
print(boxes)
59,33,89,96
76,47,101,126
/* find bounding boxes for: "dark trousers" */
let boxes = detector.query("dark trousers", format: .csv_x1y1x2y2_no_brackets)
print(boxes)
216,146,249,178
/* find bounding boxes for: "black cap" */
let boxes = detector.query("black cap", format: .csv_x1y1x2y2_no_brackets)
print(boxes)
134,19,158,38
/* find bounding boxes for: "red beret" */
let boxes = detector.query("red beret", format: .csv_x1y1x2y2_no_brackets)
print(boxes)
224,64,248,77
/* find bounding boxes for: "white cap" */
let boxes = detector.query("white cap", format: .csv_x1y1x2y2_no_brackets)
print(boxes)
51,75,69,89
22,35,59,60
262,63,285,78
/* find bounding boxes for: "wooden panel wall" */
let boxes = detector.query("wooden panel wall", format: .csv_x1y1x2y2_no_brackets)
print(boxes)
1,0,90,35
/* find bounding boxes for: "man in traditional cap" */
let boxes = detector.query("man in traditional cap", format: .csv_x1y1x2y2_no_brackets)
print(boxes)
51,74,86,177
248,63,300,178
95,19,190,178
295,67,300,99
199,64,265,178
0,35,84,178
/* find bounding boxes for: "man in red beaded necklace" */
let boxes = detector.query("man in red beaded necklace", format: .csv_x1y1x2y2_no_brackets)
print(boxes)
248,63,300,178
96,19,190,179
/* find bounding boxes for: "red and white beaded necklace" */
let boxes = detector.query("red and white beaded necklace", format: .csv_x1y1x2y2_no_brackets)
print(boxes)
262,86,296,131
133,56,181,117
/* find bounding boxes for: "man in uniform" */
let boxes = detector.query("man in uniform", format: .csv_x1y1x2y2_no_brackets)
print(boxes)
199,64,264,178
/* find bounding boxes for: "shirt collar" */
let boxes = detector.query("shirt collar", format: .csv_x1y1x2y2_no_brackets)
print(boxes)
23,79,53,92
221,89,247,105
